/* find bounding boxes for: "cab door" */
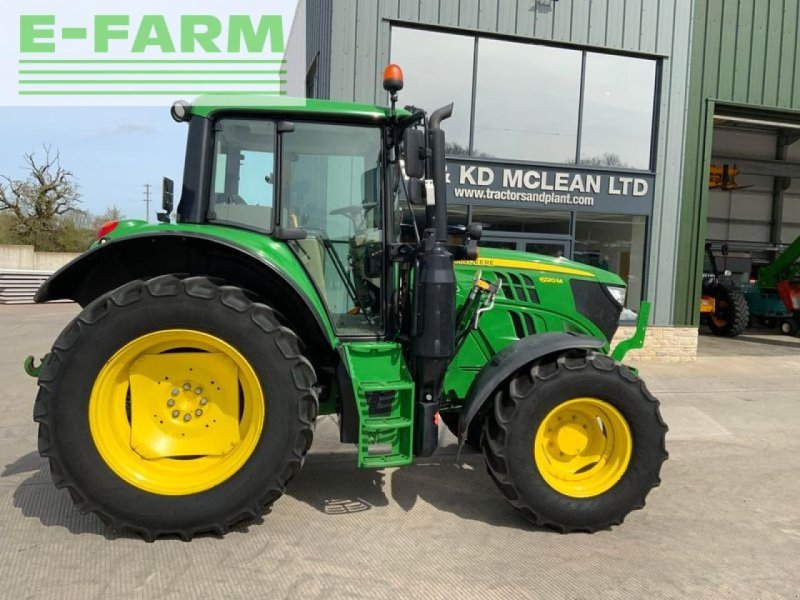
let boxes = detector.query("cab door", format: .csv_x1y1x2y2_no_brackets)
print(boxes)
278,121,386,336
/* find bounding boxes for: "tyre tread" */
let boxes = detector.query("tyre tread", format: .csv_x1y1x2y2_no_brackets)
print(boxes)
33,275,318,541
481,351,668,532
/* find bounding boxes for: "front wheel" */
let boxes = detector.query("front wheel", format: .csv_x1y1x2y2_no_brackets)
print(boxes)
34,276,318,540
482,350,667,532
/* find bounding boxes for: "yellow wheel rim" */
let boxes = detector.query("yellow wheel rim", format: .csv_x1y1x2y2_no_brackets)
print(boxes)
533,398,632,498
711,299,729,328
89,329,265,496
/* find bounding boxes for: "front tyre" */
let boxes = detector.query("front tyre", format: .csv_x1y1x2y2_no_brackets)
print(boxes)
34,276,318,540
482,350,667,532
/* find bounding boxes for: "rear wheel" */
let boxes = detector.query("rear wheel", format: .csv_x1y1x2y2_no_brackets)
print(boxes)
482,350,667,532
34,275,318,540
706,284,749,337
779,317,799,336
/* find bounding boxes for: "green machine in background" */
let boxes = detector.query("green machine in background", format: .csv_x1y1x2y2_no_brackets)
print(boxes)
25,65,667,540
758,235,800,334
702,240,800,337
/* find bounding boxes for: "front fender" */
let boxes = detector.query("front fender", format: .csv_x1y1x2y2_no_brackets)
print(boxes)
457,333,604,444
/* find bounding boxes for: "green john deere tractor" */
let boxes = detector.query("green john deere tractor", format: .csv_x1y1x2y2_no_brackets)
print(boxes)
26,66,667,540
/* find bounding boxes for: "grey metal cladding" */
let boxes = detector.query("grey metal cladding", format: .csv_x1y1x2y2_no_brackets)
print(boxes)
306,0,333,98
318,0,693,326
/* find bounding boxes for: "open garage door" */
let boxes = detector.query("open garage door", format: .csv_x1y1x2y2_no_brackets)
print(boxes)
699,107,800,355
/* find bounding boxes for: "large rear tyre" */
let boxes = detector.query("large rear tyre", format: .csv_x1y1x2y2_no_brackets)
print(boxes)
34,275,318,540
482,350,667,532
706,283,749,337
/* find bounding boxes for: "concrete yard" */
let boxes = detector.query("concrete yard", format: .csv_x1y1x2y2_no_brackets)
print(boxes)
1,304,798,599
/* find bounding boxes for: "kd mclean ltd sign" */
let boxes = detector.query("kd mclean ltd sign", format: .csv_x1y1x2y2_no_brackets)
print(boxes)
446,158,654,215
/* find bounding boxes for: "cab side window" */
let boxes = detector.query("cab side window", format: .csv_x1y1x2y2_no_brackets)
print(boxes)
209,119,276,231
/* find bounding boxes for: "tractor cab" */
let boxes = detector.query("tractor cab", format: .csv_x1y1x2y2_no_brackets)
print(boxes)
205,115,387,334
163,68,479,345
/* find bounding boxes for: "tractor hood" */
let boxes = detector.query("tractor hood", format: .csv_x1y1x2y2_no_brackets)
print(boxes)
455,247,626,287
454,247,627,343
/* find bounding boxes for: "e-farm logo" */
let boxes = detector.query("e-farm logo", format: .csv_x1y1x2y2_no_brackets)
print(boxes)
15,13,287,99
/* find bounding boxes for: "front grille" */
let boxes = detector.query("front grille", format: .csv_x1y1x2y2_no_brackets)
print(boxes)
569,280,622,341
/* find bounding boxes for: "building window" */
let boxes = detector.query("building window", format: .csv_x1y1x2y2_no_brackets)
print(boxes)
390,26,658,171
471,206,570,236
401,205,468,242
574,214,647,315
390,27,474,153
473,39,582,163
579,53,657,170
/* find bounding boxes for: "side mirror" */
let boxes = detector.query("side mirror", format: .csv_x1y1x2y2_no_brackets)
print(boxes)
407,177,426,205
402,128,426,179
158,177,174,223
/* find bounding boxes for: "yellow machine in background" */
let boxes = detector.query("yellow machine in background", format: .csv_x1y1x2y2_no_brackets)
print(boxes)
708,164,753,191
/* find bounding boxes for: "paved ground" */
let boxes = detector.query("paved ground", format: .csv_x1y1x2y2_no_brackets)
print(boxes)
1,304,799,599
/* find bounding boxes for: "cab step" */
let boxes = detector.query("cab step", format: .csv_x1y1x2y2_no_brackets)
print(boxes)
341,342,415,468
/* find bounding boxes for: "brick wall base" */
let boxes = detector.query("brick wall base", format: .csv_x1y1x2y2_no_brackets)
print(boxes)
610,326,698,362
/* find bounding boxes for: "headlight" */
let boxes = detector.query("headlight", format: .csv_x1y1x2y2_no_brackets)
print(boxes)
605,285,627,308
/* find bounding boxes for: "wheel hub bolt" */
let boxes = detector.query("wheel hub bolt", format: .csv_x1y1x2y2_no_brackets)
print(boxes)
195,409,203,417
172,410,180,418
195,387,203,394
167,399,175,407
183,414,191,422
171,388,179,396
200,397,208,406
183,383,191,391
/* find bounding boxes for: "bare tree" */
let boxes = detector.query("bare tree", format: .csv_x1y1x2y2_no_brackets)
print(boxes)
96,205,124,223
578,153,630,169
0,147,82,250
53,205,127,252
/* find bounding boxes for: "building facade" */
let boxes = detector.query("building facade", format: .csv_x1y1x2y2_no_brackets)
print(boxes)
675,0,800,328
288,0,800,359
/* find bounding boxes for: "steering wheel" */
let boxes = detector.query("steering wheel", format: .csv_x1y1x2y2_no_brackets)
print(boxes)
329,203,378,217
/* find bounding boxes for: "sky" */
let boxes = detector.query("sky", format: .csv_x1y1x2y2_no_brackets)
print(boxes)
0,106,188,220
0,0,302,222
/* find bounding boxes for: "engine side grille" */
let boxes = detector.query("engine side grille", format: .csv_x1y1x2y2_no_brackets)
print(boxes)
507,310,538,339
490,271,539,304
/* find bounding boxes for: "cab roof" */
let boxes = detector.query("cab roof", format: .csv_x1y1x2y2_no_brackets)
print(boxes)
188,95,409,121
